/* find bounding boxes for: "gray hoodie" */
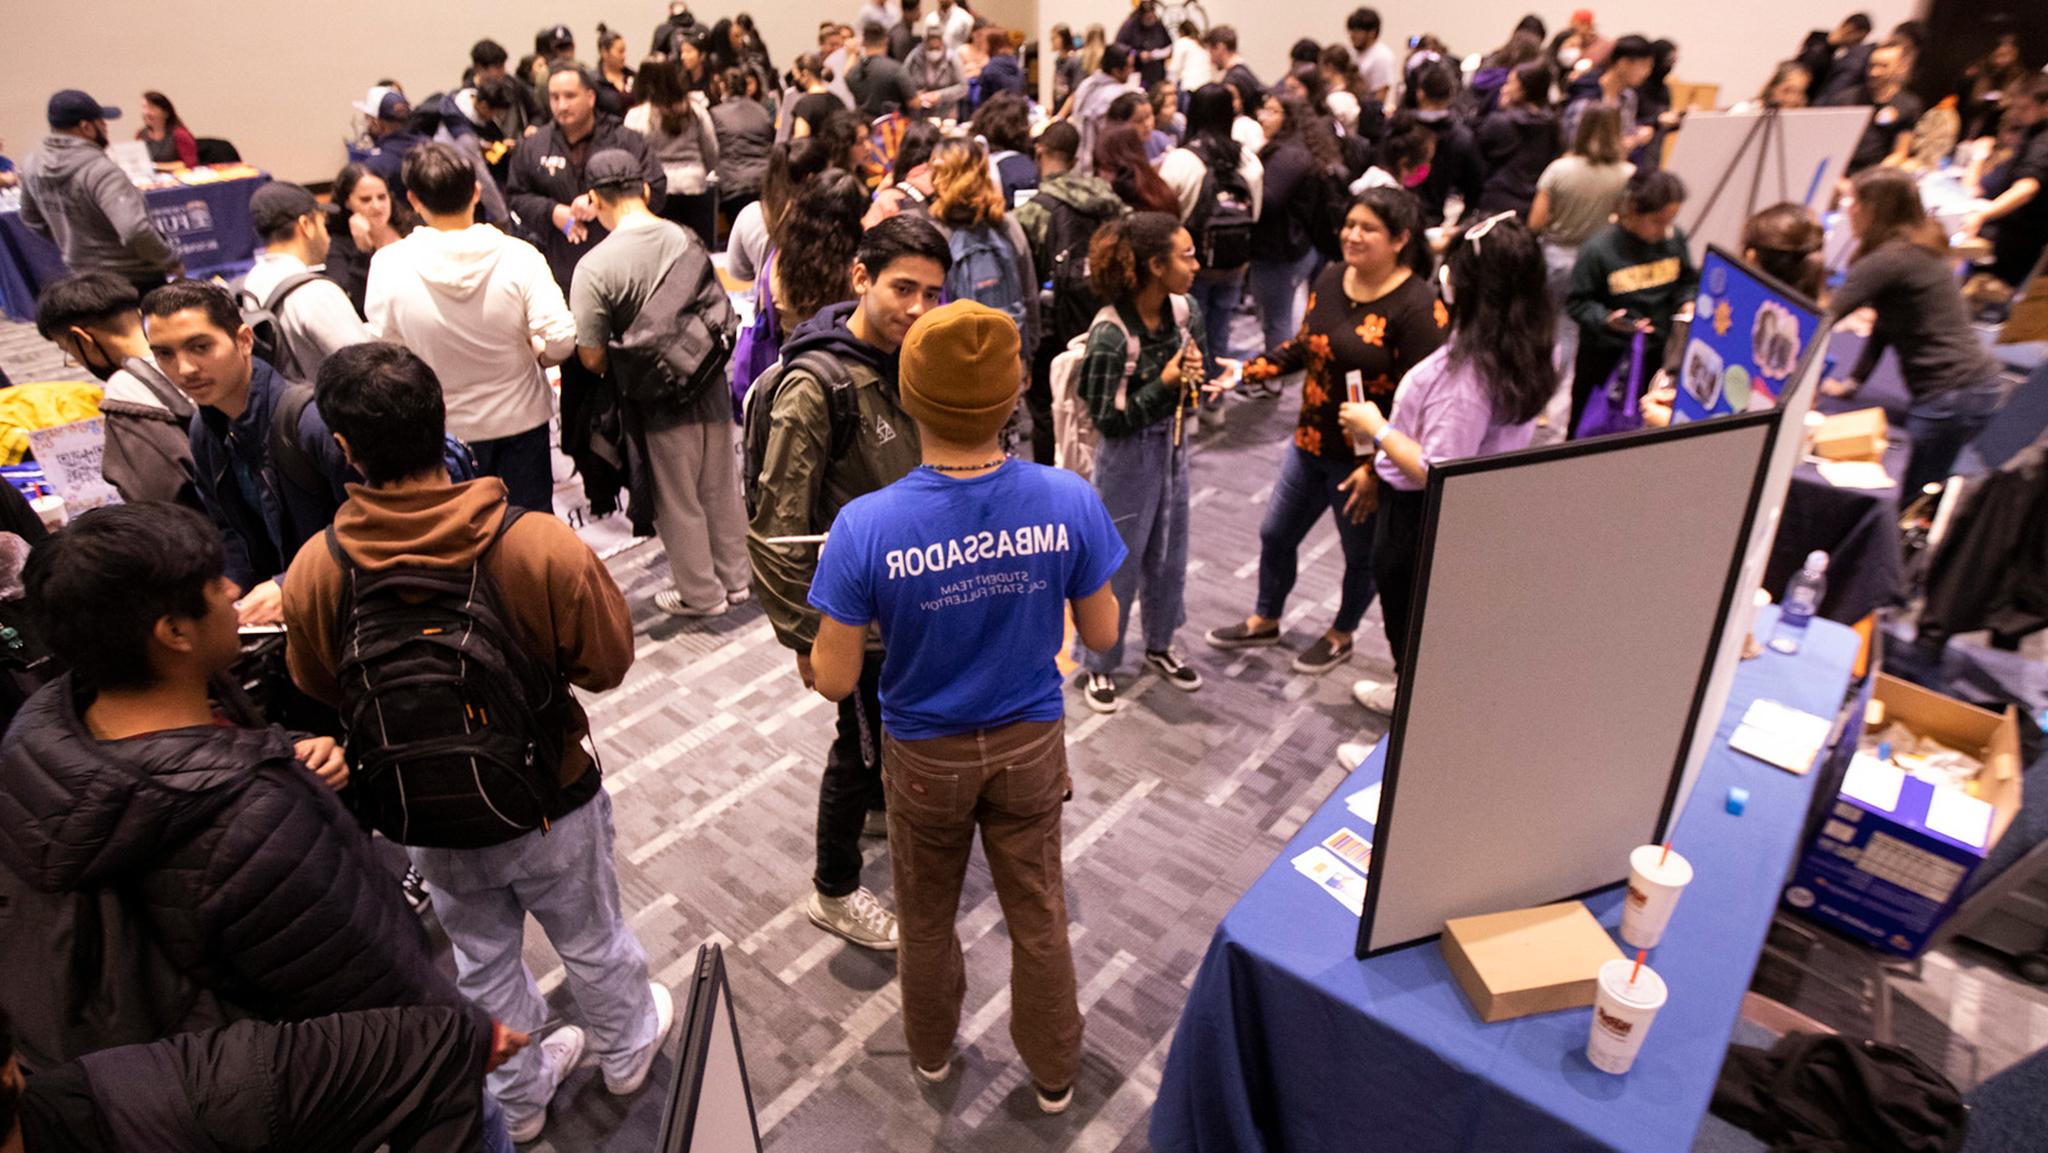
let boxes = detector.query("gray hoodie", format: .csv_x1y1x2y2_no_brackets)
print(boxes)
19,135,177,280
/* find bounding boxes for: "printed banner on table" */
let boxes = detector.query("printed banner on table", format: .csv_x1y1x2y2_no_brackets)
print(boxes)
25,418,121,512
1672,247,1823,424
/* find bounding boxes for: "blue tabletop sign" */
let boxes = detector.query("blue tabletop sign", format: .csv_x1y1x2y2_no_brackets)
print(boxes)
1674,245,1822,424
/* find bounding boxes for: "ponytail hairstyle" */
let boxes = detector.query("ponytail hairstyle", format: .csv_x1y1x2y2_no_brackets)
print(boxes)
1088,210,1184,302
1848,167,1946,263
1440,213,1553,425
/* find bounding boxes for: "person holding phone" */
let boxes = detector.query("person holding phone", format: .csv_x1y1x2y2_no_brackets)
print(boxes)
1564,169,1696,436
1207,186,1445,677
1336,213,1553,716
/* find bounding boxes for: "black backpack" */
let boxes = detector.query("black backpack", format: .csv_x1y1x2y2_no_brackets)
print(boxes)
269,382,482,499
1041,194,1123,353
232,272,324,385
325,506,569,849
1187,151,1255,273
740,351,858,520
608,239,738,411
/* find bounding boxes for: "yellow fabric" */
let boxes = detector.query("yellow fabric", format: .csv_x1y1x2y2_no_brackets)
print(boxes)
0,381,104,465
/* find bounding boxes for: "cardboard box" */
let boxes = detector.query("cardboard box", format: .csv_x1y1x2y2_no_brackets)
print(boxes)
1441,902,1625,1023
1812,408,1890,462
1784,675,2023,957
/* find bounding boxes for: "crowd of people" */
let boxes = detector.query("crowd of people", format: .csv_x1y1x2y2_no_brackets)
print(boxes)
0,2,2044,1149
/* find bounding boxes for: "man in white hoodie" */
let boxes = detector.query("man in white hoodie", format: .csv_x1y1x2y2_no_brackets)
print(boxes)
366,142,576,513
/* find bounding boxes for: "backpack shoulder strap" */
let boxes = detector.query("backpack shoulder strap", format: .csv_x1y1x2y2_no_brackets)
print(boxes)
264,271,324,312
120,357,195,419
789,351,859,460
483,505,528,560
268,382,328,495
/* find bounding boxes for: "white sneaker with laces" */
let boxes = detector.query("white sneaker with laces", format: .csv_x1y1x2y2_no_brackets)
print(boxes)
605,982,678,1096
1337,742,1374,771
1081,672,1120,714
808,887,899,951
505,1025,587,1143
1352,679,1400,715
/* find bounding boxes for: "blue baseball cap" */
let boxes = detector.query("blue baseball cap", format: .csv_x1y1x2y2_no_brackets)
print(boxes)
48,90,122,129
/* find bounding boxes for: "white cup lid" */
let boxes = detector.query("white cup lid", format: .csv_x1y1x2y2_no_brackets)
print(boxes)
1599,958,1668,1008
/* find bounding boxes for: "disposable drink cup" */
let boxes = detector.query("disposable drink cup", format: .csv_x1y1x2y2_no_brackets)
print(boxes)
1619,845,1693,949
1586,958,1668,1075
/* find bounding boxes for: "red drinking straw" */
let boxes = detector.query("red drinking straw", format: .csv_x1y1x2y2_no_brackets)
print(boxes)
1659,840,1673,867
1630,949,1647,985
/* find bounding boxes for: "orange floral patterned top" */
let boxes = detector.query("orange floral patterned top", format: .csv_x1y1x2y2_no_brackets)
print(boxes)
1247,265,1447,462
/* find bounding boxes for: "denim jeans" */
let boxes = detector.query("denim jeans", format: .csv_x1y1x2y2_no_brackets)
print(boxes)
884,719,1081,1091
1085,421,1191,675
816,649,885,897
1903,380,2003,495
1187,267,1247,365
1248,250,1321,357
469,423,554,514
407,790,658,1130
1255,447,1378,633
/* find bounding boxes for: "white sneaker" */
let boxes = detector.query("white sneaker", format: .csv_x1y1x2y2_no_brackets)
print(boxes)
1352,679,1400,715
656,590,729,618
505,1025,587,1143
726,587,752,607
808,887,899,951
1337,742,1374,771
605,982,678,1096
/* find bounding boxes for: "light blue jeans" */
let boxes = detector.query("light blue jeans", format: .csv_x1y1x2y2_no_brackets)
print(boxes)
1085,421,1191,675
1248,250,1321,358
408,789,658,1129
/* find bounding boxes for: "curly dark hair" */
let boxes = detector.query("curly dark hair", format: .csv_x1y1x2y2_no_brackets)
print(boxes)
778,170,868,321
1088,211,1184,301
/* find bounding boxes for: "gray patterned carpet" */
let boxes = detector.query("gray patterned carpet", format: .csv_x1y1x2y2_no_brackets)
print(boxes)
6,311,2045,1153
528,375,1393,1153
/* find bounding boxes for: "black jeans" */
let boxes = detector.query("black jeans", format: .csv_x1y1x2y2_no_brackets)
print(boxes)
815,649,885,898
1371,484,1429,678
660,189,719,251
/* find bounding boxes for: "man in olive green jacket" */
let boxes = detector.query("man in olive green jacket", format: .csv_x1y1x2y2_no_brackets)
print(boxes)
746,215,953,953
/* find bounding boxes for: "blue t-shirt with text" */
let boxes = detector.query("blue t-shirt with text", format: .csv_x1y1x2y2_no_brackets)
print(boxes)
808,460,1127,741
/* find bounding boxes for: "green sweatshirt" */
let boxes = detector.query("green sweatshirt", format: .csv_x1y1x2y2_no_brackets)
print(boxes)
1565,223,1699,353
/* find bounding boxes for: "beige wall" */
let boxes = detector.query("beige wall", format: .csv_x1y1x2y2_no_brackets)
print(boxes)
1041,0,1925,117
2,0,1034,187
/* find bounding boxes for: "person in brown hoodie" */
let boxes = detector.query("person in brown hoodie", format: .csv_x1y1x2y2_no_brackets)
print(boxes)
280,342,666,1144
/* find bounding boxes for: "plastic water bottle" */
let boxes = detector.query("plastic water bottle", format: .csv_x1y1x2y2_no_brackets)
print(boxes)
1769,551,1829,656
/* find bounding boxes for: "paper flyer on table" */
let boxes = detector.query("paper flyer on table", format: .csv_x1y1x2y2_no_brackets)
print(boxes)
1292,846,1367,915
1346,782,1382,823
1728,698,1832,774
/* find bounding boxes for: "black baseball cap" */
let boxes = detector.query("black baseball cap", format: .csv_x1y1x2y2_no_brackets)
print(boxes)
249,182,322,236
48,90,121,129
542,23,575,50
586,149,645,191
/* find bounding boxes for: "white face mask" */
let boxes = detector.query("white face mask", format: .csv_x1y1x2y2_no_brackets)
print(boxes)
926,46,945,62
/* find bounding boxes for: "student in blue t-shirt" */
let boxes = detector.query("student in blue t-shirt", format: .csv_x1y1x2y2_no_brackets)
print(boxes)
807,300,1124,1117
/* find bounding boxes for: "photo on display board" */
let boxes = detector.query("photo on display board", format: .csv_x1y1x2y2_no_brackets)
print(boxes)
1672,245,1823,425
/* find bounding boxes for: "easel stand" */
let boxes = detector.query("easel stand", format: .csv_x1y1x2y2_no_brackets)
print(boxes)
1688,107,1794,250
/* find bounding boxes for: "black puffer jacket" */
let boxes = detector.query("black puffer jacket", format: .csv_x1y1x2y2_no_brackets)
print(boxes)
0,677,486,1053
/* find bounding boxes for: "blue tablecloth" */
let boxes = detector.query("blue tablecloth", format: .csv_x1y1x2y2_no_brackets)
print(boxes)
0,173,269,321
1150,612,1863,1153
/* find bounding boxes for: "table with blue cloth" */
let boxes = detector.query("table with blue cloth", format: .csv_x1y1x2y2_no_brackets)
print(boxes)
0,172,269,322
1150,612,1862,1153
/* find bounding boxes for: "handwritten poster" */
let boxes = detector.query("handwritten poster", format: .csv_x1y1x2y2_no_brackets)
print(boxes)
26,419,121,512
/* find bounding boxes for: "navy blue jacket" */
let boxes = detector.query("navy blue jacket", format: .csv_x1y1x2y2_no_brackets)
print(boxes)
977,55,1026,108
187,358,350,590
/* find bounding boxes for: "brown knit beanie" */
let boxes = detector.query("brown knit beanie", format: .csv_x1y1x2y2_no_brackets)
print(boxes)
897,300,1022,446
